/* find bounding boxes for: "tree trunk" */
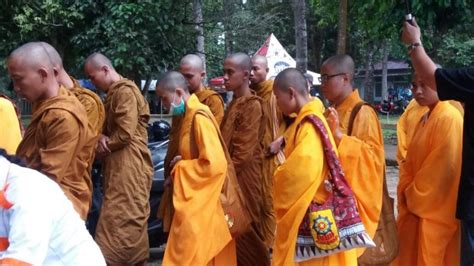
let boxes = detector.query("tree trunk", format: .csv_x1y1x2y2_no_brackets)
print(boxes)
193,0,207,81
313,28,323,71
223,0,234,55
292,0,307,72
381,40,389,101
363,45,375,103
337,0,348,54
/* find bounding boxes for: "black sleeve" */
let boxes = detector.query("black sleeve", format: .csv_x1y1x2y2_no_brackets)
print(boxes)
435,68,474,103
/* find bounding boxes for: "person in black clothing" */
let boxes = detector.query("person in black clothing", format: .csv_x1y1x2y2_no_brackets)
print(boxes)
403,18,474,266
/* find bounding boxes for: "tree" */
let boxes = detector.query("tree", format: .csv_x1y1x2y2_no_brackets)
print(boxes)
336,0,347,54
193,0,207,79
291,0,308,72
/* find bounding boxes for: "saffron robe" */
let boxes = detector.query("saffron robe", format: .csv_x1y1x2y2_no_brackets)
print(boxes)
94,79,153,264
0,97,22,154
163,94,235,266
159,87,225,232
397,99,464,164
335,89,384,255
394,101,463,266
250,80,284,246
70,77,105,135
272,99,357,265
16,86,96,220
220,92,269,265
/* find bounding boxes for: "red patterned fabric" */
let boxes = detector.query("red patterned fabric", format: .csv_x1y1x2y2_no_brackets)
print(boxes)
295,115,374,262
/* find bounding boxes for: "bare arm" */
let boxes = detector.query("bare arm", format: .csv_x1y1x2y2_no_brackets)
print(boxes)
402,18,438,91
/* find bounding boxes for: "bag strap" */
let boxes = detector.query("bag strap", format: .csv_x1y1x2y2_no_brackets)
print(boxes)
347,101,373,136
300,115,351,196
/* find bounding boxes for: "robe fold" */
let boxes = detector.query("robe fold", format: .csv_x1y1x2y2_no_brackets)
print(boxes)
250,80,284,246
272,99,357,266
0,96,22,154
397,99,464,164
16,86,95,220
163,94,235,266
335,90,384,255
158,87,225,232
95,79,153,264
70,77,105,135
393,101,462,266
220,92,269,265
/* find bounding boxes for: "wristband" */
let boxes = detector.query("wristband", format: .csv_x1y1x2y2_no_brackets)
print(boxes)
408,42,421,55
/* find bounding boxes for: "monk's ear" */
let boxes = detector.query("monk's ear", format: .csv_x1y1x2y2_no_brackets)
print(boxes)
200,71,206,80
38,67,49,81
265,67,269,73
288,87,296,99
243,69,250,80
175,87,185,97
52,67,59,77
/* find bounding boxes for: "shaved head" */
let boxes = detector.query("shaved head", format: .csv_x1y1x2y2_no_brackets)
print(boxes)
250,55,269,85
226,52,251,72
180,54,204,71
9,42,55,70
321,54,355,79
40,42,63,68
7,42,59,102
274,68,308,96
252,55,268,68
158,71,189,93
84,52,115,70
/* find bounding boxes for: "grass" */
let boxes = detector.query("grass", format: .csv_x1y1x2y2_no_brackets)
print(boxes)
378,113,401,125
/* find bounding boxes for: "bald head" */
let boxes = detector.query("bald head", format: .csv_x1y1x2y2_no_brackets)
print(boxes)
84,52,115,70
9,42,55,70
7,42,60,102
180,54,204,71
226,52,251,72
250,55,269,85
274,68,308,96
157,71,189,93
252,55,268,68
321,54,355,79
39,42,63,68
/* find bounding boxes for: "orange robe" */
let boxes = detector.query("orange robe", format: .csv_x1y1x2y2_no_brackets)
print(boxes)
220,92,269,265
250,80,285,246
70,77,105,135
0,96,22,154
397,99,464,164
158,87,225,232
95,79,153,264
163,94,235,266
273,99,357,265
16,86,96,220
394,101,463,266
335,90,384,255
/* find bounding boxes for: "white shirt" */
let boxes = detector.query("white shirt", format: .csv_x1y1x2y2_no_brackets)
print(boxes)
0,156,106,265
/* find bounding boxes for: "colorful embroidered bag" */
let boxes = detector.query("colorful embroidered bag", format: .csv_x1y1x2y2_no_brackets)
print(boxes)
295,115,375,262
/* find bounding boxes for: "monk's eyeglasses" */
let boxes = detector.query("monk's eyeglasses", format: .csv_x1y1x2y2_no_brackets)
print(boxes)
318,73,346,83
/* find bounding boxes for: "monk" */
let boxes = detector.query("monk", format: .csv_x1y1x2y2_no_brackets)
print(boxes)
156,71,235,265
84,52,153,265
397,98,463,165
321,55,384,255
222,53,269,265
249,55,284,246
393,72,463,266
41,42,105,135
158,54,225,232
8,42,96,220
272,68,358,265
0,94,22,154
